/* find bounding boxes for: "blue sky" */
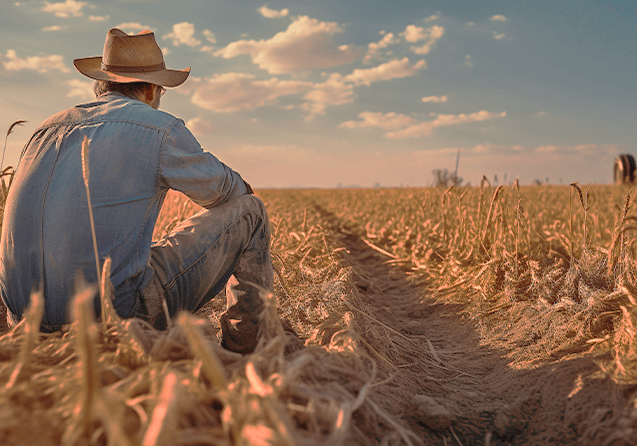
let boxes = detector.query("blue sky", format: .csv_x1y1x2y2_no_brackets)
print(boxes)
1,0,635,187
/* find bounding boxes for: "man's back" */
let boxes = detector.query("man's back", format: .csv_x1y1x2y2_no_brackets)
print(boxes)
0,92,247,327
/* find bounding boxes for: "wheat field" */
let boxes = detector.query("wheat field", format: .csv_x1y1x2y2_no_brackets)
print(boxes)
1,158,637,444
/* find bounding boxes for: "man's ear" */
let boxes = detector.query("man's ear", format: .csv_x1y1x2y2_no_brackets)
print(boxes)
144,84,156,102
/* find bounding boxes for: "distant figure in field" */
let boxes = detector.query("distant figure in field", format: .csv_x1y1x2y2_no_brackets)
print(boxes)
0,28,272,354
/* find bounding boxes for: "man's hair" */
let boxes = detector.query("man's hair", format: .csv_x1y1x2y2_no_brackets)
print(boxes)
93,80,153,99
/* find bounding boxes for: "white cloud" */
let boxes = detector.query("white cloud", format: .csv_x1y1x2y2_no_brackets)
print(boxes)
535,111,546,117
471,142,506,153
42,0,86,18
185,117,216,135
533,143,606,155
89,15,109,22
190,72,312,112
66,79,94,100
467,21,475,26
2,49,70,73
302,76,355,116
423,15,439,22
200,46,215,53
214,15,359,74
401,25,427,43
534,145,561,154
465,54,473,67
340,111,418,130
343,57,426,86
381,110,506,139
203,29,217,44
116,22,155,33
490,14,507,21
163,22,201,47
258,5,289,18
493,31,506,40
362,32,399,64
422,95,448,103
400,25,444,55
42,25,63,31
161,47,171,55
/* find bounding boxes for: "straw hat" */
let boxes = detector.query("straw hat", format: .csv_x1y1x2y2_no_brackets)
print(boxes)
73,28,190,87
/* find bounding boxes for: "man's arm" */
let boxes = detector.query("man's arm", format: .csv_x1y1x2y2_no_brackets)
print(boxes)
160,119,250,207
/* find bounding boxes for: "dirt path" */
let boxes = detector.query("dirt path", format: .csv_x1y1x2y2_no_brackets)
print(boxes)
314,203,636,446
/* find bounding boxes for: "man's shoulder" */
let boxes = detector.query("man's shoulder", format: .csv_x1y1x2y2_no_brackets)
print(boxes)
39,94,180,133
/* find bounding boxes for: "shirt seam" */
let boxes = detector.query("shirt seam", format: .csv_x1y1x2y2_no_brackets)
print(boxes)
35,119,171,134
156,118,181,193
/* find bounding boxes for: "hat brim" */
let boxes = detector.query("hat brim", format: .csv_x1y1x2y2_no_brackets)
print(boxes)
73,56,190,88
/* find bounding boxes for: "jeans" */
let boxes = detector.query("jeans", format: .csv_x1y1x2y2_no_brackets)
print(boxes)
136,194,273,353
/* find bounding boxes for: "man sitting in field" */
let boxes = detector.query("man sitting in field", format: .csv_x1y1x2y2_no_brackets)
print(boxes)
0,28,272,354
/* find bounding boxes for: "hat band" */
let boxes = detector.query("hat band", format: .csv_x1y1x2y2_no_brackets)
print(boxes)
101,61,166,73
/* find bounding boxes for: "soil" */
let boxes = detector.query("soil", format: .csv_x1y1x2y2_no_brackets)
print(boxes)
317,204,637,446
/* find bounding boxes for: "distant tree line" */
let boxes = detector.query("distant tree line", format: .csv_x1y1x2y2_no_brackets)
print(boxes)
432,168,463,188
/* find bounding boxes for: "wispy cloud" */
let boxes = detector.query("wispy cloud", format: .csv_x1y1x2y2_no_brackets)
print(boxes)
163,22,201,47
343,57,426,86
190,72,312,112
490,14,507,21
423,15,439,22
533,143,610,154
258,5,289,18
362,32,399,64
66,79,94,100
203,29,217,44
89,15,109,22
42,0,86,18
422,95,448,103
401,24,444,55
340,111,418,130
115,22,156,33
2,49,69,73
42,25,66,32
185,117,216,135
465,54,473,67
493,31,506,40
188,55,427,116
214,15,359,74
346,110,508,139
302,76,355,116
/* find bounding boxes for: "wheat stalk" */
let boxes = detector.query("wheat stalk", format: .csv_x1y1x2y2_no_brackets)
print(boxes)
570,183,586,255
82,136,102,293
142,372,180,446
100,257,121,326
5,292,44,389
1,120,26,172
608,189,633,276
482,185,504,246
177,313,228,389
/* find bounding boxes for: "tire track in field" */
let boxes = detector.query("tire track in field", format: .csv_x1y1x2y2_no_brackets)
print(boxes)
311,201,630,446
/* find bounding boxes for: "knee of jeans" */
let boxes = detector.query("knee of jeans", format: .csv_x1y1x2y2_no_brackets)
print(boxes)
235,195,270,231
241,195,268,218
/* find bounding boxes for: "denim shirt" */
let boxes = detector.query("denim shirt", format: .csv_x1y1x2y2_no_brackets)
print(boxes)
0,92,247,327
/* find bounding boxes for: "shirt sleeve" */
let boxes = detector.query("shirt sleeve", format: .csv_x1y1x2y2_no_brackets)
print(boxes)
159,119,248,208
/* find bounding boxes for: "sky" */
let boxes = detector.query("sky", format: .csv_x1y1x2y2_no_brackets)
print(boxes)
1,0,636,188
